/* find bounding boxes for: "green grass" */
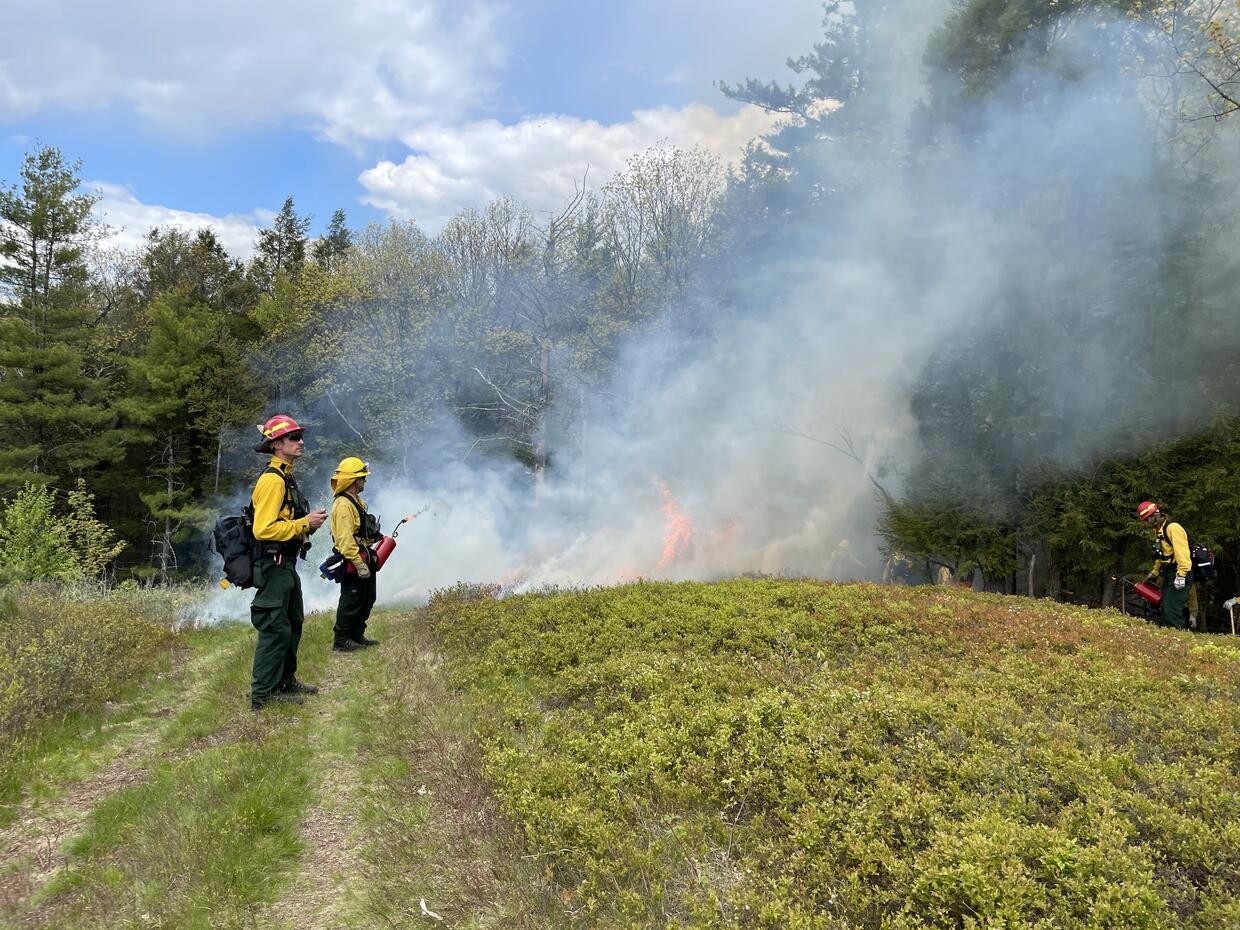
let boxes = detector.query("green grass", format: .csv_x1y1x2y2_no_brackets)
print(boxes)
32,732,313,930
344,610,562,928
421,579,1240,929
0,605,336,930
0,589,180,822
0,648,181,825
7,579,1238,929
157,626,263,747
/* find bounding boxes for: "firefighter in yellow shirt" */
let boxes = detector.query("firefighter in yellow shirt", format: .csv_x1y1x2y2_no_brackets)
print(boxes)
330,457,382,652
1137,500,1193,631
249,415,327,709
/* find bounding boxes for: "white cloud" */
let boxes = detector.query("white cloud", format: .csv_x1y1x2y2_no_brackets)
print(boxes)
358,103,778,228
91,182,264,258
0,0,504,144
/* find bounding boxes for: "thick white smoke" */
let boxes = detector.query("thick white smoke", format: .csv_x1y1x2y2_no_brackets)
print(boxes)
186,3,1240,623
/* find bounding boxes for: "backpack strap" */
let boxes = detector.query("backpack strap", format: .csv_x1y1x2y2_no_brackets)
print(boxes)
265,466,294,515
335,490,366,520
253,466,308,558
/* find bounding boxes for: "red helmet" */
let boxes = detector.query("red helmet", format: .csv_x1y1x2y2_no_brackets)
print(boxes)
1137,500,1160,521
255,415,304,452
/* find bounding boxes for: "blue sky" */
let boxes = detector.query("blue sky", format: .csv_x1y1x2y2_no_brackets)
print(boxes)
0,1,825,254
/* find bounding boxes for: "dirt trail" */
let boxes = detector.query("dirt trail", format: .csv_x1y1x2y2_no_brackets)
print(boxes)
0,638,234,916
0,729,154,912
258,653,372,930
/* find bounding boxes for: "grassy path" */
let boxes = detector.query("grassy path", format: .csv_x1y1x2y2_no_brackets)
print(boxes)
340,611,558,929
0,606,556,930
0,632,237,915
258,634,371,930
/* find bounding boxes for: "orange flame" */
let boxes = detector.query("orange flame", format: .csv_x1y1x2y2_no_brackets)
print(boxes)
654,479,694,571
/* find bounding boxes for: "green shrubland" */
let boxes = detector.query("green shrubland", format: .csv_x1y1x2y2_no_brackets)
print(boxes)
0,590,170,748
423,579,1240,929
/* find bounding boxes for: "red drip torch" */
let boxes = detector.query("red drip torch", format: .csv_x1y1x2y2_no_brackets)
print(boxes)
1133,580,1162,607
345,510,421,576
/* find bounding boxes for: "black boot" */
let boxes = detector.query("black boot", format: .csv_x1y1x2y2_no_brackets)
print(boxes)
332,639,364,652
279,679,319,695
358,636,381,647
252,692,304,710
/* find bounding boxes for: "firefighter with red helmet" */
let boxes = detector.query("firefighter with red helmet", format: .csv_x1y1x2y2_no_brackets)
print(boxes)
1138,501,1193,631
329,456,382,652
249,415,328,709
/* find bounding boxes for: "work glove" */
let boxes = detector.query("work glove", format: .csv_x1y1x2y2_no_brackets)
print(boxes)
1173,574,1186,590
1224,597,1237,610
355,561,372,579
1145,572,1158,584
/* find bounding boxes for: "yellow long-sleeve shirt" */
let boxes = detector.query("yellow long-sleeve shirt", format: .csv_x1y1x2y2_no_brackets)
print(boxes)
251,457,310,544
1153,521,1192,579
331,492,376,566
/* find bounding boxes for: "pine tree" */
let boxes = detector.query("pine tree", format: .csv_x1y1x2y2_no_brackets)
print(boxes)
138,226,256,312
122,290,259,582
312,208,353,272
0,146,115,491
251,195,310,291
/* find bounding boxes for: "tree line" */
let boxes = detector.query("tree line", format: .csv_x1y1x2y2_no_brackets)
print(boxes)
0,143,733,583
1,0,1238,608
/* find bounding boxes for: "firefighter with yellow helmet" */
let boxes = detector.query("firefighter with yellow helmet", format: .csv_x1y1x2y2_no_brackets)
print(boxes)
249,415,328,709
330,456,382,651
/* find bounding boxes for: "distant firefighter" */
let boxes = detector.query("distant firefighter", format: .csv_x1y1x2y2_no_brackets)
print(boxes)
1138,501,1193,631
882,550,918,585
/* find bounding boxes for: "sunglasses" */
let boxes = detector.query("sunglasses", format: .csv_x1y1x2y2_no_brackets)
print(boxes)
284,432,305,443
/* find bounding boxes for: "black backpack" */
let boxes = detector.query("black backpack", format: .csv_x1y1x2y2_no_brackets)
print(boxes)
1190,537,1217,584
212,466,309,589
1158,523,1218,585
212,512,256,589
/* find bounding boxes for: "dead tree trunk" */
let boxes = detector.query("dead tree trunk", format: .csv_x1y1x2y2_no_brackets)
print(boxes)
214,428,223,494
151,436,180,586
534,338,550,492
1100,562,1122,610
1047,553,1062,601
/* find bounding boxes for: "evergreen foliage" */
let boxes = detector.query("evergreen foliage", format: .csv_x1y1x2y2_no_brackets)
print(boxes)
311,207,353,271
250,195,310,291
0,146,115,489
0,3,1237,591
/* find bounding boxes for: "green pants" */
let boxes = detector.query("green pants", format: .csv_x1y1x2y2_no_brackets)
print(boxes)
250,556,304,701
1159,565,1192,631
334,571,376,646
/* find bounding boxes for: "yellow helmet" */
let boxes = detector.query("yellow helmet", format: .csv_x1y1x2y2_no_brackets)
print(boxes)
333,456,370,483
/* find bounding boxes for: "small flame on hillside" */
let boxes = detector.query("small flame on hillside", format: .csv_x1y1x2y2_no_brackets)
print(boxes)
655,478,694,571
